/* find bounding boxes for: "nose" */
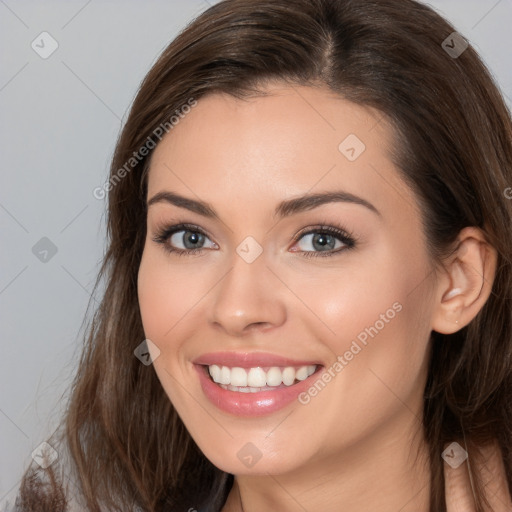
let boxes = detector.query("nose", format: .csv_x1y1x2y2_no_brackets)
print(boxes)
208,249,287,337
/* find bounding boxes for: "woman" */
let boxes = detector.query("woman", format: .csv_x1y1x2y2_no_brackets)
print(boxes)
14,0,512,510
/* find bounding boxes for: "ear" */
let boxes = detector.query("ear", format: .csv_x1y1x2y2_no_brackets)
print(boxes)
431,227,497,334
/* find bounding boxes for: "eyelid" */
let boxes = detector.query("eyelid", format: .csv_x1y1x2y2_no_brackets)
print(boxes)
152,222,217,246
289,224,356,256
291,223,355,243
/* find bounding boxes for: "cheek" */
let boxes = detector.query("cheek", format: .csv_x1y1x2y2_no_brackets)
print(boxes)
137,248,208,341
289,280,433,458
137,256,172,340
299,253,416,348
307,247,434,400
137,250,199,400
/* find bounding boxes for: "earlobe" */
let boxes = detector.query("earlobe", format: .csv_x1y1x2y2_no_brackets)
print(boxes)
431,227,497,335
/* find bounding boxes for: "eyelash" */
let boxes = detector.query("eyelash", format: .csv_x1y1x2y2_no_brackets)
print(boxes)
151,222,357,259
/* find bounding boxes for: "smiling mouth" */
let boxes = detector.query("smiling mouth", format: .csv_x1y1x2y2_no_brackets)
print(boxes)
203,363,320,392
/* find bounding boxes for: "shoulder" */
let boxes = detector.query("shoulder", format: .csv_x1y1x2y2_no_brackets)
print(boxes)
444,439,512,511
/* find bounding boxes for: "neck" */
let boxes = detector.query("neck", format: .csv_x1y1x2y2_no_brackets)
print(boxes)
222,412,431,512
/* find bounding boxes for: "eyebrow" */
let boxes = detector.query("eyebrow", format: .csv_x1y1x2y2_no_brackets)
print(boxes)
147,190,381,219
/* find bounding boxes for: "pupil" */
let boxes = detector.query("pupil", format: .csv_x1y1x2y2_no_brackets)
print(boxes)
184,231,203,249
313,233,334,251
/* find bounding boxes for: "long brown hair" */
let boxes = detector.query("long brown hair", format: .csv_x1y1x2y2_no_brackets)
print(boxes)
15,0,512,510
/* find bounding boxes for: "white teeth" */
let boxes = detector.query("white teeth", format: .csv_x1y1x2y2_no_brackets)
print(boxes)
209,364,221,383
247,367,267,387
220,366,230,385
208,364,318,389
295,366,309,381
282,367,296,386
230,367,248,387
220,384,289,392
266,367,282,387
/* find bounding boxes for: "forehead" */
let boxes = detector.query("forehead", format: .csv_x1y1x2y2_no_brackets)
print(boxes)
146,84,418,221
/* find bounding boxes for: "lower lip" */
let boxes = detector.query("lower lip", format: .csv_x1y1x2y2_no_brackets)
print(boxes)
194,364,321,417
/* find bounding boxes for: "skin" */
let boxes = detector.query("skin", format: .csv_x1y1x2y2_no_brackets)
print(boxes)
137,83,498,511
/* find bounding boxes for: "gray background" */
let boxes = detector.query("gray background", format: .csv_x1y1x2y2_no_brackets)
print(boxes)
1,0,511,506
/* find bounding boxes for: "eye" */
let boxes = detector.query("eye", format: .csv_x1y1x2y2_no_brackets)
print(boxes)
152,223,217,256
290,225,356,258
152,222,357,258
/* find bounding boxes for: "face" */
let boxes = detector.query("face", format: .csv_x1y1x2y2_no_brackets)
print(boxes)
137,83,438,476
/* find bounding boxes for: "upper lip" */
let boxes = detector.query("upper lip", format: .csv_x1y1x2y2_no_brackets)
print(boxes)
193,351,322,368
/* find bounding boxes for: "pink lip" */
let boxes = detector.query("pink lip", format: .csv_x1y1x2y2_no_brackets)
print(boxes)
193,352,323,417
193,351,321,368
